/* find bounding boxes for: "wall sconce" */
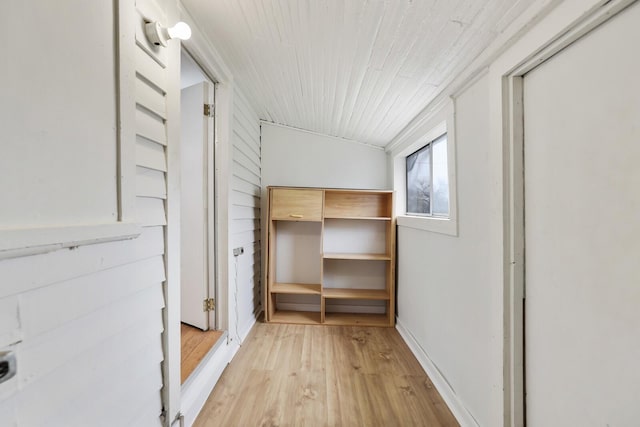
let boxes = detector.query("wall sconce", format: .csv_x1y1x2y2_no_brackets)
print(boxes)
145,21,192,47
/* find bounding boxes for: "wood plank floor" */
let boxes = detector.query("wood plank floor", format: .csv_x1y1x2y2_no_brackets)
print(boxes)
181,323,225,384
194,322,459,427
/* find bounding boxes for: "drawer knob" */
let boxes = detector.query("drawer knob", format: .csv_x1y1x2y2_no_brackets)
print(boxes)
289,214,303,218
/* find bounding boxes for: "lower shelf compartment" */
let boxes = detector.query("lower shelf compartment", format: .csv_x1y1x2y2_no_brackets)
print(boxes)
323,312,392,327
269,310,321,325
267,310,393,327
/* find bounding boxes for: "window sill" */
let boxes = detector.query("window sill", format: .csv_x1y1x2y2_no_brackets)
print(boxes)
397,215,458,236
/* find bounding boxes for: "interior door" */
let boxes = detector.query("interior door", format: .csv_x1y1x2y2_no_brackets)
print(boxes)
180,81,215,330
523,3,640,425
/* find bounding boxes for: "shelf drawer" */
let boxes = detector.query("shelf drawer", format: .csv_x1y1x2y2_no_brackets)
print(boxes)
271,188,323,221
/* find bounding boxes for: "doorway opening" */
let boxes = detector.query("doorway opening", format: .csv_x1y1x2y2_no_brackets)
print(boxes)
179,48,223,384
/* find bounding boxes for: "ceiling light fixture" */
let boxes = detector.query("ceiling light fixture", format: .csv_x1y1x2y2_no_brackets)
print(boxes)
144,21,192,47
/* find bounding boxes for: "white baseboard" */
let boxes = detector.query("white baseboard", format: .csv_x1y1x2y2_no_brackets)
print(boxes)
180,331,240,427
238,308,261,344
395,319,479,427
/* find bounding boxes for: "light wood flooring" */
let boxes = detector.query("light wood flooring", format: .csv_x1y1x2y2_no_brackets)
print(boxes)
194,322,459,427
181,323,225,384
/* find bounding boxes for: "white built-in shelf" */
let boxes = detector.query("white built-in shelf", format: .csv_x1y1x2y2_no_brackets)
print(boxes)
271,282,321,295
322,288,389,300
323,252,391,261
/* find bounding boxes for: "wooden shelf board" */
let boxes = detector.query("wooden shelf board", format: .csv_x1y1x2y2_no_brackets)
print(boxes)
323,288,389,300
270,310,320,325
323,252,391,261
324,216,391,221
324,189,393,194
323,312,392,327
271,283,321,295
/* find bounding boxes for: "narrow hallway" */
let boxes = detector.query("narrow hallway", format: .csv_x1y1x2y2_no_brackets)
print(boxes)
194,323,458,426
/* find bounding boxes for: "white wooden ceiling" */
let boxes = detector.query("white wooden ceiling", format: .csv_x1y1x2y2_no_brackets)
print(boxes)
183,0,531,147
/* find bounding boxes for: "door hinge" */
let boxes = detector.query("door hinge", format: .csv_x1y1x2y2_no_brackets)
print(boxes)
203,298,215,312
204,103,215,117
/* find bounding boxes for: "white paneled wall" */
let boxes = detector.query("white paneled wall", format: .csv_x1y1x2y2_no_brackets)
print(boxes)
0,230,166,427
0,0,173,425
231,88,262,336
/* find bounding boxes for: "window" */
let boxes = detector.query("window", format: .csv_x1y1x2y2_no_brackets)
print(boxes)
406,134,449,217
391,104,457,236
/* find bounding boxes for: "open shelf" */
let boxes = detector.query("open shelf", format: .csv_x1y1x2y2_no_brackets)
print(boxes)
323,252,391,261
270,310,320,325
324,191,392,218
323,288,389,300
324,215,391,221
323,312,391,327
271,282,321,295
267,187,395,328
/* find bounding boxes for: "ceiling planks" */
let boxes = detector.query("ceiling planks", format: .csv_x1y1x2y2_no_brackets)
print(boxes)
183,0,531,147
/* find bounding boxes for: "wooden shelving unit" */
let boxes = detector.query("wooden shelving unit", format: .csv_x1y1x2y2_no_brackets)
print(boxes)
265,186,395,327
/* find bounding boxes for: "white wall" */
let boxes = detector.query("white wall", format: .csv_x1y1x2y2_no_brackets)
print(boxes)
388,1,639,426
261,123,388,313
394,74,501,427
0,0,173,425
261,123,388,190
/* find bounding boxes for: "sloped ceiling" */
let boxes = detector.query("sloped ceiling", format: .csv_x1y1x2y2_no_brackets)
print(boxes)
183,0,531,147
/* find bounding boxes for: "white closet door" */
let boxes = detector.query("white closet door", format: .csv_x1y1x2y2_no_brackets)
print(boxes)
523,3,640,425
180,81,215,330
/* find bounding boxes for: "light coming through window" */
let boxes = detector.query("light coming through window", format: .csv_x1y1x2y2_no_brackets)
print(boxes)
405,134,449,216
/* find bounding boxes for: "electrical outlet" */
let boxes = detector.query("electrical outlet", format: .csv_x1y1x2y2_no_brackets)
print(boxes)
0,351,16,384
233,247,244,257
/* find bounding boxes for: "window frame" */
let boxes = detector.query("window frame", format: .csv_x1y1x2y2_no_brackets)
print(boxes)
391,101,458,236
405,133,449,218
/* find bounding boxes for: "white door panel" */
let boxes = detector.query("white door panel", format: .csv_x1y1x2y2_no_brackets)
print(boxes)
523,3,640,425
180,81,215,330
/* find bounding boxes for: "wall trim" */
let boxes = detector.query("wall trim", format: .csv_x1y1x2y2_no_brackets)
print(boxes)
236,307,261,345
180,331,239,427
0,222,141,260
181,314,259,426
395,319,479,427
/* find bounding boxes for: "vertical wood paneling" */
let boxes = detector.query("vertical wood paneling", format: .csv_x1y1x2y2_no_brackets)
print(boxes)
231,88,262,331
182,0,532,145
